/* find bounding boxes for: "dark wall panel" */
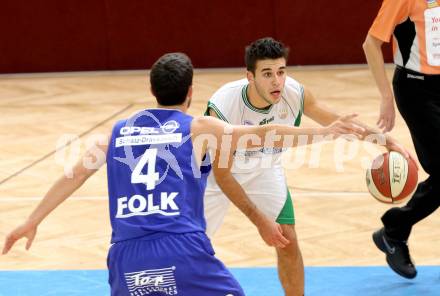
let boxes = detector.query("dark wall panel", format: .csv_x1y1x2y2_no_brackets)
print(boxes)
105,0,276,69
275,0,388,65
0,0,391,73
0,0,108,73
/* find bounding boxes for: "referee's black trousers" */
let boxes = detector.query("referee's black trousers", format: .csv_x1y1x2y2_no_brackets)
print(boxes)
382,66,440,241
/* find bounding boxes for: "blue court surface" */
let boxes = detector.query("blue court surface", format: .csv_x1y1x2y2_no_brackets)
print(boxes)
0,266,438,295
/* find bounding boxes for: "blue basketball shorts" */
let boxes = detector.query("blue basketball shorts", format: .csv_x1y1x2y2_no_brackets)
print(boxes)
107,232,245,296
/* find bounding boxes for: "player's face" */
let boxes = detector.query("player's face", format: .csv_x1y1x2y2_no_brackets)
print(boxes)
249,58,287,105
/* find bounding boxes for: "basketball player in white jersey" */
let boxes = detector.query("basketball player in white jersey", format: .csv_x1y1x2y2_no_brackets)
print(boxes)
204,38,413,296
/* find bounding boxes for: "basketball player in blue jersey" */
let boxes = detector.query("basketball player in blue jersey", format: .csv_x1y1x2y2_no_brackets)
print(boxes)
2,53,365,295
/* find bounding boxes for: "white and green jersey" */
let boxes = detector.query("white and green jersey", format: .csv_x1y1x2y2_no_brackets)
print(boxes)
203,76,304,235
205,77,304,173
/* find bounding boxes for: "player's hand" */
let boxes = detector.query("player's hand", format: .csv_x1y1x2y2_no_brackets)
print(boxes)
2,222,37,255
326,114,365,139
377,97,395,132
385,138,419,171
256,215,290,248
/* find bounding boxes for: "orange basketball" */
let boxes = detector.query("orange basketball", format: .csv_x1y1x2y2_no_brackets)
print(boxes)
366,151,418,204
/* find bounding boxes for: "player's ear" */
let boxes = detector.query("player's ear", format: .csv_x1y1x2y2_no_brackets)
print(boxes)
150,85,156,97
187,85,193,98
185,85,193,108
246,71,255,83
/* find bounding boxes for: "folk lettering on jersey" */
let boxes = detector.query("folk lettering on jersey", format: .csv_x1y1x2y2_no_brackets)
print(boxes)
116,192,180,218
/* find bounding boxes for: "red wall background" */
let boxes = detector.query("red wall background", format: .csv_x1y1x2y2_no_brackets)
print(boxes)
0,0,390,73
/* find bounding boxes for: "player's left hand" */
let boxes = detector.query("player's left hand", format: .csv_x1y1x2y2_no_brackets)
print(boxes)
2,222,37,255
256,215,290,248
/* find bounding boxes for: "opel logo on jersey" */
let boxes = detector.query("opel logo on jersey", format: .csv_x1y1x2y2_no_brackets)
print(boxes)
120,126,160,135
161,120,180,133
119,120,180,135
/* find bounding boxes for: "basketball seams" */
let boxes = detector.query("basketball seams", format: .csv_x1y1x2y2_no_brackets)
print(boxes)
371,153,392,199
389,151,407,200
396,156,418,200
366,152,418,204
366,168,390,203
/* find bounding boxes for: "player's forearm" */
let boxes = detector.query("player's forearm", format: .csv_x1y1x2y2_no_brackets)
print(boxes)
311,110,339,127
303,88,340,126
26,169,90,227
232,124,340,150
214,172,267,227
258,125,330,148
363,35,394,101
26,141,108,227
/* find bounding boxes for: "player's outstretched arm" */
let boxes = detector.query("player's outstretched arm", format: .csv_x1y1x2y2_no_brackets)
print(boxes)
192,115,364,153
302,85,415,164
2,139,109,255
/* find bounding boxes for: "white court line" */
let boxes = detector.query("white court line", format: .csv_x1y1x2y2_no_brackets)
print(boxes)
0,192,370,202
0,196,108,202
295,192,370,197
0,64,376,79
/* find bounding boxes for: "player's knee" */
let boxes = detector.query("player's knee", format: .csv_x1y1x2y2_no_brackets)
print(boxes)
280,224,298,242
276,226,301,257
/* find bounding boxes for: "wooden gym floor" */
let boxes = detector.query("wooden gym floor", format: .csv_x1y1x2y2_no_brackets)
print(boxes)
0,66,439,273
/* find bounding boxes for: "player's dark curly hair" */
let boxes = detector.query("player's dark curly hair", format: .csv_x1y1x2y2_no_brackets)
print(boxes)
150,52,193,106
245,37,289,74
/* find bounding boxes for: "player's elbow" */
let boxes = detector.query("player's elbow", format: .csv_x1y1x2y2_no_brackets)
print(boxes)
212,166,232,184
70,163,95,183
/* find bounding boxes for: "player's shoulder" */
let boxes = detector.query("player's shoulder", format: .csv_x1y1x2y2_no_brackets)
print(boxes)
208,79,247,116
191,116,226,135
284,76,304,98
285,76,303,90
218,78,248,91
211,78,248,99
112,119,128,133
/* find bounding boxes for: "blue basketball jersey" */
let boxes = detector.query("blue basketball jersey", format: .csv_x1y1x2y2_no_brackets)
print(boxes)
106,109,211,243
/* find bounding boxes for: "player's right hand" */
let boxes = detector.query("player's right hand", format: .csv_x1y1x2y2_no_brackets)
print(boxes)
256,216,290,248
385,137,419,171
2,222,37,255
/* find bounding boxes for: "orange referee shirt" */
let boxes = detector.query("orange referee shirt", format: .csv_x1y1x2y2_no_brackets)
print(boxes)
369,0,440,74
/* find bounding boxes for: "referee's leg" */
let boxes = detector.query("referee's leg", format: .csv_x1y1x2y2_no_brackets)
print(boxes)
383,67,440,240
375,68,440,279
